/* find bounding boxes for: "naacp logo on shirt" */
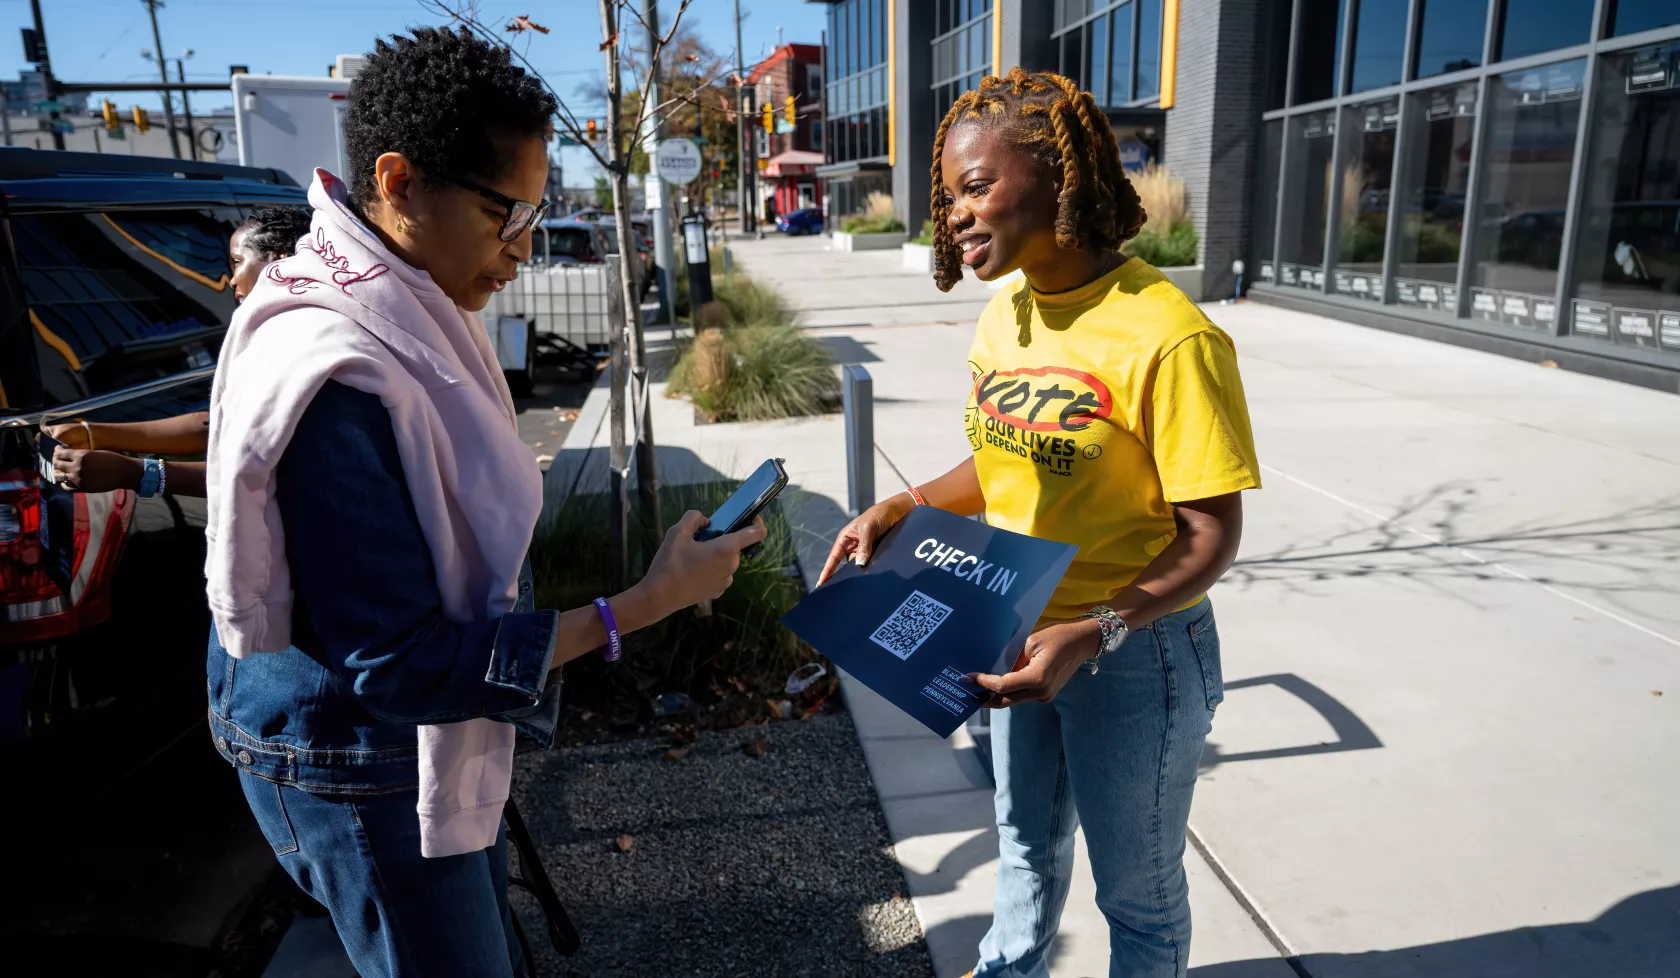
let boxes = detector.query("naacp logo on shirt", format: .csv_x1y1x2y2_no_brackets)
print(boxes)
966,360,1113,477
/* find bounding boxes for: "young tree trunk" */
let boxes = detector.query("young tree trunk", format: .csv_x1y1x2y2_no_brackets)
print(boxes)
601,0,662,566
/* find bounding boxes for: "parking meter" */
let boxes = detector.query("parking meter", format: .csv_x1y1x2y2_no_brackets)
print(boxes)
682,213,714,309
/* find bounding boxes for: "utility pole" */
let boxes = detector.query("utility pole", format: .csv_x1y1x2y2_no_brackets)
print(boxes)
141,0,181,159
27,0,63,150
733,0,755,234
644,0,675,324
175,59,196,161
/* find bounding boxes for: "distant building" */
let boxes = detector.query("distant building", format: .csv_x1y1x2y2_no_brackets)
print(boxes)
748,43,826,219
2,70,88,116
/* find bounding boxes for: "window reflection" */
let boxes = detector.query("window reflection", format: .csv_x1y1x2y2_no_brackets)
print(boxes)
1497,0,1593,64
1254,119,1284,284
1468,61,1585,330
1292,0,1346,105
1279,111,1337,289
1570,43,1680,352
1137,0,1161,100
1334,99,1399,301
1415,0,1488,79
1088,13,1111,103
1394,83,1477,312
1111,5,1134,104
1349,0,1406,94
1610,0,1680,38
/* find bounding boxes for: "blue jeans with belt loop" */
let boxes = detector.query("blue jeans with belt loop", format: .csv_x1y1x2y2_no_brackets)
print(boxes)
239,772,525,978
973,598,1224,978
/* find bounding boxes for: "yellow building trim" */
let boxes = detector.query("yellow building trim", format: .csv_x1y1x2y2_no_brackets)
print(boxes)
887,0,897,167
31,310,83,373
1160,0,1181,109
992,2,1003,77
101,214,229,292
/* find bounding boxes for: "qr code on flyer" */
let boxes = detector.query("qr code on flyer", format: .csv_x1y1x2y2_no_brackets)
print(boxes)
869,590,954,660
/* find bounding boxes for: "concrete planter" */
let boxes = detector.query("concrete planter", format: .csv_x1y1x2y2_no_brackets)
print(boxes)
901,241,934,273
1159,265,1204,299
834,230,908,252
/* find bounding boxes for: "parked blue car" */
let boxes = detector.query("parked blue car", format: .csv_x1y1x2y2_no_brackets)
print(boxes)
777,207,824,235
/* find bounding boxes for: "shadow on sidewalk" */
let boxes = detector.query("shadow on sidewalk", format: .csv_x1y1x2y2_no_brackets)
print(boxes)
1190,884,1680,978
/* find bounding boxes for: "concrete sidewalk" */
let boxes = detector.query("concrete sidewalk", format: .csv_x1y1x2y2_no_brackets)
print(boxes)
558,232,1680,977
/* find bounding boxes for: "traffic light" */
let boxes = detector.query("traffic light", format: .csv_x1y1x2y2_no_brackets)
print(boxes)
101,100,119,132
761,102,774,134
585,118,599,141
784,96,796,127
132,106,150,133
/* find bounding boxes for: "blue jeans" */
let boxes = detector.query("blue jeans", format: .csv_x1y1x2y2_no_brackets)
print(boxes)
239,772,524,978
974,598,1223,978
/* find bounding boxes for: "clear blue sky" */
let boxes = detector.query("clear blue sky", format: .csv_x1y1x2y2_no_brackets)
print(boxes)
0,0,827,180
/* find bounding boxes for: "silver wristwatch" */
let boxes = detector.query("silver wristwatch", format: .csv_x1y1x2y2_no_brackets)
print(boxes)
1078,605,1130,674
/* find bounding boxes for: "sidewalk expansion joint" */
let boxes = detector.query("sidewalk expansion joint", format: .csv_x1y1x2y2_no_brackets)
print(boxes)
1186,826,1313,978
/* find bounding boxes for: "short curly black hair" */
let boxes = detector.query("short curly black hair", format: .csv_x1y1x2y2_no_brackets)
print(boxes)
343,26,556,212
237,206,312,261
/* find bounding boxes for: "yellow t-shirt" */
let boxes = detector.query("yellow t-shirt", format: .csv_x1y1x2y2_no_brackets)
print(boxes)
965,257,1261,622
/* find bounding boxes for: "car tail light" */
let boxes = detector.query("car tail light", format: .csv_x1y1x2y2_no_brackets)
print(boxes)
0,449,134,644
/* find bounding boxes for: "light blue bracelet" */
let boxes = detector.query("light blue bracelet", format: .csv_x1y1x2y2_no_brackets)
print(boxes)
138,457,164,498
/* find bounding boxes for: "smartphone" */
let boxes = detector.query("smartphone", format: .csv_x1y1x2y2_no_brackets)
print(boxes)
695,458,788,559
36,432,66,483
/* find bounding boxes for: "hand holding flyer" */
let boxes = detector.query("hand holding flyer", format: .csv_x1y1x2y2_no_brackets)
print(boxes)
782,506,1077,737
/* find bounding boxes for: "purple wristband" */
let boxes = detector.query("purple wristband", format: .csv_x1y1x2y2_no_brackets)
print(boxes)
593,597,622,662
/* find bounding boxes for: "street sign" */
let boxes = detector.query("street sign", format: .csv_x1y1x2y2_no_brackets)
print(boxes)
51,119,73,135
33,100,64,114
654,137,702,185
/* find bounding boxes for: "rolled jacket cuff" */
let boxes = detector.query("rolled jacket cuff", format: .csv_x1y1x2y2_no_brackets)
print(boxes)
483,609,559,702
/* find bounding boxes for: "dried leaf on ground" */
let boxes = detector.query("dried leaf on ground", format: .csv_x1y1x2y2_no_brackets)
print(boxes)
614,834,634,853
664,747,690,761
1539,360,1559,368
743,736,770,758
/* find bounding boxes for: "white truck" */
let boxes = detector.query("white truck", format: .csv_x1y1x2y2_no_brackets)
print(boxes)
229,66,612,393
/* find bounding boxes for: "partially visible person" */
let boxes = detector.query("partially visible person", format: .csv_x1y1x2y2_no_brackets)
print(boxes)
44,206,312,498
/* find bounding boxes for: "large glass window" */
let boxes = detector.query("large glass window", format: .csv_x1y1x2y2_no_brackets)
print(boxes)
1333,99,1400,300
1253,119,1284,283
1111,6,1135,104
1136,0,1161,100
1569,43,1680,352
1088,12,1111,103
1279,111,1338,288
1415,0,1488,79
1264,0,1293,109
1467,61,1585,330
1610,0,1680,38
1292,0,1347,105
1497,0,1594,63
1350,0,1407,93
1394,82,1477,311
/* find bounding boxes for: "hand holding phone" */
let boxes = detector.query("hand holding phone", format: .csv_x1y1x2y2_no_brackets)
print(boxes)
694,458,788,560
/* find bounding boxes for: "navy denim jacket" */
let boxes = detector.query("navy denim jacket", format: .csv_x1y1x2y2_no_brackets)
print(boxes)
206,381,561,793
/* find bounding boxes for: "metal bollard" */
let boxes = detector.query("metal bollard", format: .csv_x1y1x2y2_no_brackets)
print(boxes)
842,364,874,517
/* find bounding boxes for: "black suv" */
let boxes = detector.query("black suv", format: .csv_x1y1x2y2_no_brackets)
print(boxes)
0,149,308,974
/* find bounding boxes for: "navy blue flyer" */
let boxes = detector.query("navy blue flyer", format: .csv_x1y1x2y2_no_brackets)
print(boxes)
783,506,1077,738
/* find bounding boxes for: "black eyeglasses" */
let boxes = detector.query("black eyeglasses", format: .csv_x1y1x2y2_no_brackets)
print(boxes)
443,172,551,242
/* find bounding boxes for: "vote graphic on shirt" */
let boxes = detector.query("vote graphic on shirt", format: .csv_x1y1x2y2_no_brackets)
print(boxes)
966,359,1114,478
783,506,1077,738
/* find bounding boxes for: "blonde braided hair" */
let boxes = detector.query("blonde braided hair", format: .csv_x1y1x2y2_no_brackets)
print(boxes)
929,67,1146,292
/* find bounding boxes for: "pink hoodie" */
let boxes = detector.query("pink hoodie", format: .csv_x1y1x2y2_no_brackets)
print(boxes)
205,169,545,857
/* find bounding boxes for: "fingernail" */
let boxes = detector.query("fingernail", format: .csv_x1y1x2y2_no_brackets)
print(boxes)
857,554,868,567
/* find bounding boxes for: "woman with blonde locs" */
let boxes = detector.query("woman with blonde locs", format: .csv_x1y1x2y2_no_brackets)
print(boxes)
822,68,1262,977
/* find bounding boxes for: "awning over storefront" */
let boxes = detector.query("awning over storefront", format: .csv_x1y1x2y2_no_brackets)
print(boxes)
814,158,891,180
764,151,825,178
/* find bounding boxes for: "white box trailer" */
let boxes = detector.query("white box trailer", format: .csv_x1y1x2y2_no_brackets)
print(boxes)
229,72,578,388
231,74,352,188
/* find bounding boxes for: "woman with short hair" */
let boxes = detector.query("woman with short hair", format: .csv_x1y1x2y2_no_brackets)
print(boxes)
204,28,761,976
